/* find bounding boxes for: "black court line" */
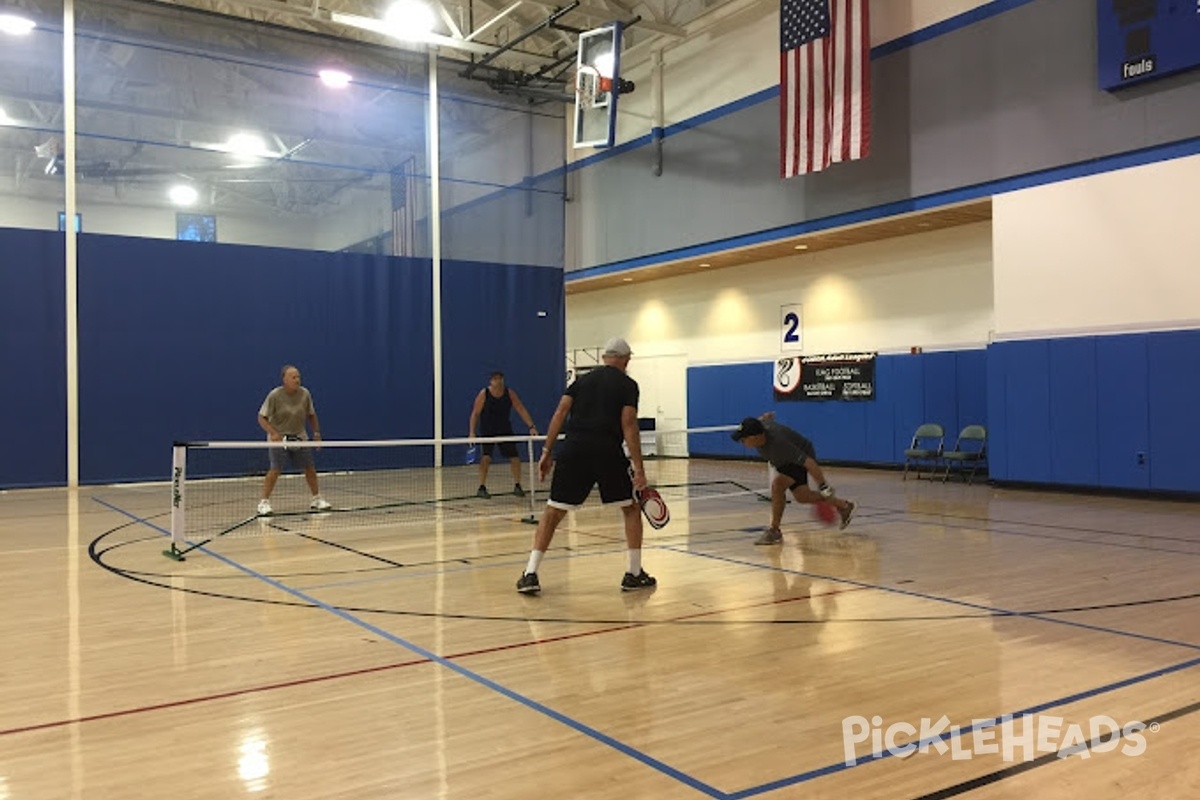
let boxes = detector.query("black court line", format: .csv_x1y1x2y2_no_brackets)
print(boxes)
679,548,1200,652
90,522,1200,628
725,656,1200,799
870,500,1200,545
910,698,1200,799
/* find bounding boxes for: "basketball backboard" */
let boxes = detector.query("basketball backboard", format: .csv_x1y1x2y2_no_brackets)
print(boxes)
573,22,623,149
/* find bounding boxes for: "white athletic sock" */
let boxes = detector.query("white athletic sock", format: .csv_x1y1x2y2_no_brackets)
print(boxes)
525,550,544,576
627,549,642,576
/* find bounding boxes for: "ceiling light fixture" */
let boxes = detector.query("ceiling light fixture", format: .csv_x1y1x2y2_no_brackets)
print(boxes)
384,0,435,40
0,14,36,36
224,133,272,158
168,184,198,206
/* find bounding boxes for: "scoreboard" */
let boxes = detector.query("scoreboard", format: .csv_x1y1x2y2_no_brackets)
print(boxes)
1097,0,1200,90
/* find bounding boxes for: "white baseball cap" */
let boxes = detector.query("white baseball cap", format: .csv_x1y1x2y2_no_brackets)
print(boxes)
602,337,633,357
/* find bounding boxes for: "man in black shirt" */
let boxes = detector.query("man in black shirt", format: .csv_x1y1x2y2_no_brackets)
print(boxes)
516,337,656,594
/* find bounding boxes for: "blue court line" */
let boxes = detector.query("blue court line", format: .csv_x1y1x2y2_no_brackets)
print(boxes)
676,549,1200,653
92,498,726,799
726,654,1200,799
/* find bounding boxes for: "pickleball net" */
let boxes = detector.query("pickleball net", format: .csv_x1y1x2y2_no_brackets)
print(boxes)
164,426,754,560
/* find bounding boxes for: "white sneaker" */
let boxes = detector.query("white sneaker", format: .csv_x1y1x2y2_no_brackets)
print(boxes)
310,495,332,511
256,499,273,516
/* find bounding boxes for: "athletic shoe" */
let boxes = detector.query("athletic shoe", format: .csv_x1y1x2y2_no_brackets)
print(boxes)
477,485,491,499
621,570,657,591
513,483,526,497
256,499,273,516
754,526,783,545
839,501,855,530
310,495,332,511
818,483,835,499
516,572,540,594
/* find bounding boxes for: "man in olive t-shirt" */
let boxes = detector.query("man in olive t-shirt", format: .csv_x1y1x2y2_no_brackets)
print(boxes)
256,364,331,515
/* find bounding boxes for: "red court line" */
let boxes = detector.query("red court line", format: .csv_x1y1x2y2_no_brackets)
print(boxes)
2,586,867,737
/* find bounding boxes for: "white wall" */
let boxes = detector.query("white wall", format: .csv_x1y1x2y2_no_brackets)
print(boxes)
568,221,993,364
993,153,1200,338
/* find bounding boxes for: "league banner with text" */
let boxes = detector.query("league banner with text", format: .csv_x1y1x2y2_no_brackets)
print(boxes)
774,353,876,401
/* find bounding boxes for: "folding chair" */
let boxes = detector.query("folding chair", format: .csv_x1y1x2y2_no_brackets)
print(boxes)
903,423,944,480
941,425,988,484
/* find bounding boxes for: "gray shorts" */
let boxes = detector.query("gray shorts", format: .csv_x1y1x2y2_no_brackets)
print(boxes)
268,437,314,471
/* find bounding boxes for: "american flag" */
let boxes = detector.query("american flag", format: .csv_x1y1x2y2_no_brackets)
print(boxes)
780,0,871,178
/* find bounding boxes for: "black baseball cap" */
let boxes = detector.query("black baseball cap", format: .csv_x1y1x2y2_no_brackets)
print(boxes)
731,417,765,441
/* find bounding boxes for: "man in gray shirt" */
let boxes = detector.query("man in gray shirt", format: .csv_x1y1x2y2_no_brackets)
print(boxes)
257,364,331,515
731,415,855,544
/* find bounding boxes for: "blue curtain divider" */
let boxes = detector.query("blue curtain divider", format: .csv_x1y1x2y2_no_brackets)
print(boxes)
0,228,67,488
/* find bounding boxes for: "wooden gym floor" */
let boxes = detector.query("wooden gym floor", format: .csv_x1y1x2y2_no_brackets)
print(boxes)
1,461,1197,799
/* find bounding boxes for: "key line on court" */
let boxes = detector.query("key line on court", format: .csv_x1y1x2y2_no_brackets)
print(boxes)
680,548,1200,652
725,655,1200,799
89,497,729,799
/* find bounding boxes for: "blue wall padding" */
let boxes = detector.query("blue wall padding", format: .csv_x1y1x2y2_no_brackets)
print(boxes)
1146,329,1200,492
1048,337,1099,485
999,340,1054,484
687,350,990,467
1095,334,1150,489
955,350,988,446
0,228,67,487
985,342,1009,480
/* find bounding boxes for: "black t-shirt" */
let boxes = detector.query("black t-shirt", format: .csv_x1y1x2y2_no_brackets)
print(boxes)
479,388,513,434
564,365,639,447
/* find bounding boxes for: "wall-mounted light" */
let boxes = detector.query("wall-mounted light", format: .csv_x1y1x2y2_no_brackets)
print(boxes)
793,244,808,250
318,68,352,88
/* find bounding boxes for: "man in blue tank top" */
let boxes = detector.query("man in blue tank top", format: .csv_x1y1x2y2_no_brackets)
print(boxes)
469,371,539,498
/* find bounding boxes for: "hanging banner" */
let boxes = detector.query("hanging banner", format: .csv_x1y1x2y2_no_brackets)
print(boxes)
774,352,876,401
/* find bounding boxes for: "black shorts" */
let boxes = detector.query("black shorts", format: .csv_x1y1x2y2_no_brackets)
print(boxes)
481,437,519,459
548,441,633,509
775,461,809,491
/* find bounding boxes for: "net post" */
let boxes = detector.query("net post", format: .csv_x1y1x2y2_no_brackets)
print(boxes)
164,443,188,561
522,436,538,524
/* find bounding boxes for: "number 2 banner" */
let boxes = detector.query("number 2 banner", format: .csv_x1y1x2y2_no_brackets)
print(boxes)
773,352,876,401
